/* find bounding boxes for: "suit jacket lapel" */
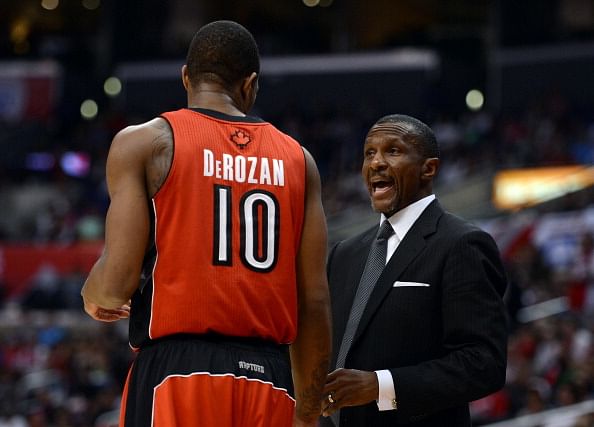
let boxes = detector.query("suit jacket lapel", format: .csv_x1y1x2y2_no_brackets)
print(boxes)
351,200,444,346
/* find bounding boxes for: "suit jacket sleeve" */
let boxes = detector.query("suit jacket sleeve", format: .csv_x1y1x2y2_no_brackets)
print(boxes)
390,229,508,418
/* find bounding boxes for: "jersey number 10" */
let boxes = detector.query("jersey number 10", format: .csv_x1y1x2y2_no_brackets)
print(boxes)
213,185,280,272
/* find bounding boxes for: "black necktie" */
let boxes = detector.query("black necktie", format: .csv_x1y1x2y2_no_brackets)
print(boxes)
331,220,394,426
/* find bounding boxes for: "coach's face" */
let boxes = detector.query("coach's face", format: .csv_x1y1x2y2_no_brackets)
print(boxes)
362,122,432,217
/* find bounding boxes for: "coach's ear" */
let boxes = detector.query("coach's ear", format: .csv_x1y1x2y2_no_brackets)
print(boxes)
421,157,440,182
181,65,191,91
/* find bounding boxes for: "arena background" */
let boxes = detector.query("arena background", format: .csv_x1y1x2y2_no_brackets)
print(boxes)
2,1,594,426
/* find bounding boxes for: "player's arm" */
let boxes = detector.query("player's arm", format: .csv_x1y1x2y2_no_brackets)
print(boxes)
291,148,332,426
81,125,152,321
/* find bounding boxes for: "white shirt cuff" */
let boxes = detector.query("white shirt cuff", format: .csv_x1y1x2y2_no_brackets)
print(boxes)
375,369,398,411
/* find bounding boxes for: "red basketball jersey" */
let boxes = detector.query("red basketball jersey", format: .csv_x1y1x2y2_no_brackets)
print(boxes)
129,108,306,348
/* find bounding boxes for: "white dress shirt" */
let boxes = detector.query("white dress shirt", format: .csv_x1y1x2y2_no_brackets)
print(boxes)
374,194,436,411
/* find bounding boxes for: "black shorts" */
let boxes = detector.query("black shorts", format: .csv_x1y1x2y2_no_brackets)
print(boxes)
120,334,295,427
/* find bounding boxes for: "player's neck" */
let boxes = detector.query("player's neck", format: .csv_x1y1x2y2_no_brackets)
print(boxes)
188,85,247,117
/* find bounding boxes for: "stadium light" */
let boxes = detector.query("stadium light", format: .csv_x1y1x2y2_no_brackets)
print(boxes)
41,0,59,10
82,0,101,10
80,99,98,120
104,77,122,97
465,89,484,111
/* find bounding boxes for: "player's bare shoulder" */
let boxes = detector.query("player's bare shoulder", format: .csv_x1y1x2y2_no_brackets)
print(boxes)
107,118,172,197
144,118,173,197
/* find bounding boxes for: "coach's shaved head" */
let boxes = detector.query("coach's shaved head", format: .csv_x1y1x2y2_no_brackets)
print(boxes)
185,20,260,89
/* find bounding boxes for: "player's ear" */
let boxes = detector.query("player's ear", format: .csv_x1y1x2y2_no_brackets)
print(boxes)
240,72,258,111
241,73,258,96
181,65,191,91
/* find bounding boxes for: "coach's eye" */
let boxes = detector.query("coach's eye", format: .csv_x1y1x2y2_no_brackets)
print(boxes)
364,149,376,159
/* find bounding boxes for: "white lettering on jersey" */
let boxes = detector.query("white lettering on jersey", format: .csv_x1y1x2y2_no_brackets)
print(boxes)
202,149,285,187
247,157,258,184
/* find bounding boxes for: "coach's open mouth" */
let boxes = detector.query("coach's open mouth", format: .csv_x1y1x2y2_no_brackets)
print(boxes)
371,179,394,195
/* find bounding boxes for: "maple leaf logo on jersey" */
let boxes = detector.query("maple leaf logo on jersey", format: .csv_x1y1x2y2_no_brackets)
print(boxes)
231,129,252,149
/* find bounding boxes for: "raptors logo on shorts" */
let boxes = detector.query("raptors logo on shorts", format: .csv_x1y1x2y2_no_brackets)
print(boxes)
120,335,295,427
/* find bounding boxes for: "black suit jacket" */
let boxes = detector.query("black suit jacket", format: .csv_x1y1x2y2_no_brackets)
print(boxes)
322,200,508,427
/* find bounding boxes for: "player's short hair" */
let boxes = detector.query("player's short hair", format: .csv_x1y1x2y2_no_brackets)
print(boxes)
375,114,440,159
186,20,260,89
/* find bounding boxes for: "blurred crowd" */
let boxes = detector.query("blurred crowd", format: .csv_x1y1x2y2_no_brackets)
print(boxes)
470,225,594,426
2,92,594,425
2,91,594,242
0,310,130,427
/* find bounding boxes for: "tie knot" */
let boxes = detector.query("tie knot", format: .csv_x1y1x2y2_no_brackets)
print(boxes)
377,221,394,241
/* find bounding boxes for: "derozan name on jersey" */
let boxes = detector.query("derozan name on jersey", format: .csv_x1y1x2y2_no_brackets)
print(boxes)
203,149,285,187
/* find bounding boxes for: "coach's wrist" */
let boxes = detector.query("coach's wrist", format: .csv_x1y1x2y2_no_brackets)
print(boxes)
375,369,398,411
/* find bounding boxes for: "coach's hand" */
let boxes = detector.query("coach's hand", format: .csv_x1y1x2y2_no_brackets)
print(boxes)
321,368,378,417
83,297,130,322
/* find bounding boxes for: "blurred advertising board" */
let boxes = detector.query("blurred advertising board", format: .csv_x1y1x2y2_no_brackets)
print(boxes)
0,60,61,122
0,242,102,297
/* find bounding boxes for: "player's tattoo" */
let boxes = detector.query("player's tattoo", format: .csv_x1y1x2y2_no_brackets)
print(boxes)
148,120,173,197
297,356,329,419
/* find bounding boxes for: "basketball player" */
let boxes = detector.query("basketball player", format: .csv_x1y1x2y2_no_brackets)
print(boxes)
81,20,331,427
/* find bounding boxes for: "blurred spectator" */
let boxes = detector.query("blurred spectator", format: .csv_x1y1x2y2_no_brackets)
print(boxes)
568,232,594,314
21,265,64,311
0,317,132,427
